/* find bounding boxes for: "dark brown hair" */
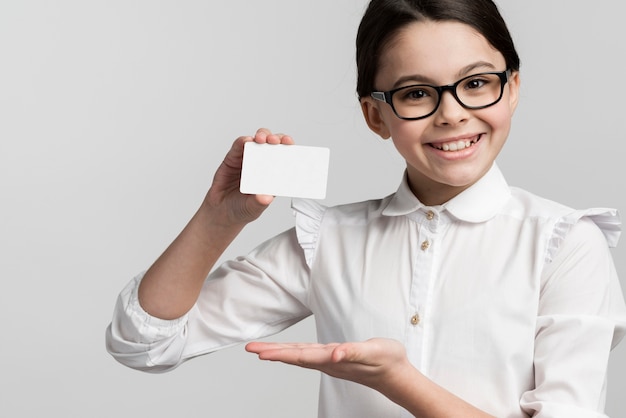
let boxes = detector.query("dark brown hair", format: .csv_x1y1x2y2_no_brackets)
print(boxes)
356,0,520,99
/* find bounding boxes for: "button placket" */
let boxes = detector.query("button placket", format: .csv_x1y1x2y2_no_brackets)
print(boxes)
406,209,440,369
421,208,437,252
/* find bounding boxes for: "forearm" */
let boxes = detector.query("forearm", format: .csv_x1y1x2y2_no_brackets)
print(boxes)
138,201,245,320
382,366,494,418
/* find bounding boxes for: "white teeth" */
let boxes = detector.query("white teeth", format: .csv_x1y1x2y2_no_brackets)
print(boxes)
437,139,476,152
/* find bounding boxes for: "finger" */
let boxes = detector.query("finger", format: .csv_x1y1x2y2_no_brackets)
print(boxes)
269,133,294,145
220,136,253,171
246,342,341,366
253,129,294,145
257,347,336,366
279,134,294,145
325,342,358,364
265,133,283,144
254,128,272,143
329,340,383,365
246,341,328,353
232,135,253,151
235,195,274,221
254,194,275,207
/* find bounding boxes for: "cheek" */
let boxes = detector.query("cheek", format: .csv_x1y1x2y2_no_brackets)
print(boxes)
480,105,513,139
387,121,431,160
386,116,428,140
495,110,513,137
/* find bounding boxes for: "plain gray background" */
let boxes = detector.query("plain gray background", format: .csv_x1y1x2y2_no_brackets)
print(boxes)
1,1,624,416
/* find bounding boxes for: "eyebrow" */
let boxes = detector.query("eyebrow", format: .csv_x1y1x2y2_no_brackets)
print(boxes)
391,61,498,89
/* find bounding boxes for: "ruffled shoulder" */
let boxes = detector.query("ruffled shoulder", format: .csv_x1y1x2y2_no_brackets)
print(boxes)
546,207,621,263
291,198,328,268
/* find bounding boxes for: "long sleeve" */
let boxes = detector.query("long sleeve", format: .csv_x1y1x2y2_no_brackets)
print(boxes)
520,216,626,416
105,228,313,372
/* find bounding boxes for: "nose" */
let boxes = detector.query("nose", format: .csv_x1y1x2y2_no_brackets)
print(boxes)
433,90,469,126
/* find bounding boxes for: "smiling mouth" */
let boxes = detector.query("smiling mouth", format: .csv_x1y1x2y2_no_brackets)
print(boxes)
430,134,482,152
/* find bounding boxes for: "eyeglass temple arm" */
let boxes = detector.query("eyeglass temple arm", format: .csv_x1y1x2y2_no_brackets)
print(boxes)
370,91,388,103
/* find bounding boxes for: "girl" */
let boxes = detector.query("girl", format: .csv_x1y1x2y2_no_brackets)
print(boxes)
106,0,626,416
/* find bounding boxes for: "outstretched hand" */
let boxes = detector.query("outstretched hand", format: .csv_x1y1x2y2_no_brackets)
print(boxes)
246,338,493,418
245,338,412,394
204,128,294,226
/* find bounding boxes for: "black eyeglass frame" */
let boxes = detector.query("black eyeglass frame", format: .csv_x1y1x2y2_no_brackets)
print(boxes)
370,69,511,121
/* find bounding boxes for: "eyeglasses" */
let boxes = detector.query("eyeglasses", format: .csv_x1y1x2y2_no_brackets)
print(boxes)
370,70,511,120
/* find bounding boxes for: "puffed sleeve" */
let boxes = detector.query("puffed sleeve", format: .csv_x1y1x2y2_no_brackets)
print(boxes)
291,198,327,268
106,227,314,373
520,209,626,417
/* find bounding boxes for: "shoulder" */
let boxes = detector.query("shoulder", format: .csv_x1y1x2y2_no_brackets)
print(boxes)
506,187,575,220
506,187,621,260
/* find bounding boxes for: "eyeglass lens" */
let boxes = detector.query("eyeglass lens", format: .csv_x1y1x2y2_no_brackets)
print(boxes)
392,73,504,119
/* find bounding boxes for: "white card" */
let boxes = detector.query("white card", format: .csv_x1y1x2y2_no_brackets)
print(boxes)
240,142,330,199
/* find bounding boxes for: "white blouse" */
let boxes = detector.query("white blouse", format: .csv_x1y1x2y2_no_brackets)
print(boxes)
106,164,626,418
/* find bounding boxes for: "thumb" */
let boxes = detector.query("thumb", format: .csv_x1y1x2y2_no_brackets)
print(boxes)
332,342,360,363
237,194,275,222
254,194,275,207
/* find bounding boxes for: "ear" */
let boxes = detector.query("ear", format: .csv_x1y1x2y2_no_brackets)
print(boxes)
360,98,391,139
507,71,521,115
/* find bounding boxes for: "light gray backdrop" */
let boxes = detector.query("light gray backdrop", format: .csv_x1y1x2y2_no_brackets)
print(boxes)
1,1,624,416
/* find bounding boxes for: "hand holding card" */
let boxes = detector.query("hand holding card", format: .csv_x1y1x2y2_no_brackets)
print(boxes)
240,142,330,199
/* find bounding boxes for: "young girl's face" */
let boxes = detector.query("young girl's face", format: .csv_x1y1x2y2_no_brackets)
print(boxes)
362,20,520,206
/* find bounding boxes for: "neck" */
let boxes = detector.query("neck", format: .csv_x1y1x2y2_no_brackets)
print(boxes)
405,168,470,206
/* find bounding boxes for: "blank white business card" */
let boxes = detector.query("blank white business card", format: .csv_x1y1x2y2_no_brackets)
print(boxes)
240,142,330,199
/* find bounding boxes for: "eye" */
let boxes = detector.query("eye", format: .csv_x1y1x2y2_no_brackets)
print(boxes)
461,73,500,91
465,78,487,89
399,86,431,101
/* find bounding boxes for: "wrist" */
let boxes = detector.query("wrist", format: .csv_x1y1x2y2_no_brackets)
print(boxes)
202,188,272,228
194,202,246,248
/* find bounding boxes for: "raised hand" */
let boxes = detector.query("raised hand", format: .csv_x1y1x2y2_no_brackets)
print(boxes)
138,128,293,320
204,128,294,226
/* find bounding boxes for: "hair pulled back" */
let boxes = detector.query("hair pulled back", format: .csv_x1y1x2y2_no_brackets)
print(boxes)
356,0,520,99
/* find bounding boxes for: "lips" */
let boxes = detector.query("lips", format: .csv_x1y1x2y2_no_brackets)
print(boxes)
430,134,482,152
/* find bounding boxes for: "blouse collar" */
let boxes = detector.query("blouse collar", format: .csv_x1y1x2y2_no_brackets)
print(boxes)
382,163,511,223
